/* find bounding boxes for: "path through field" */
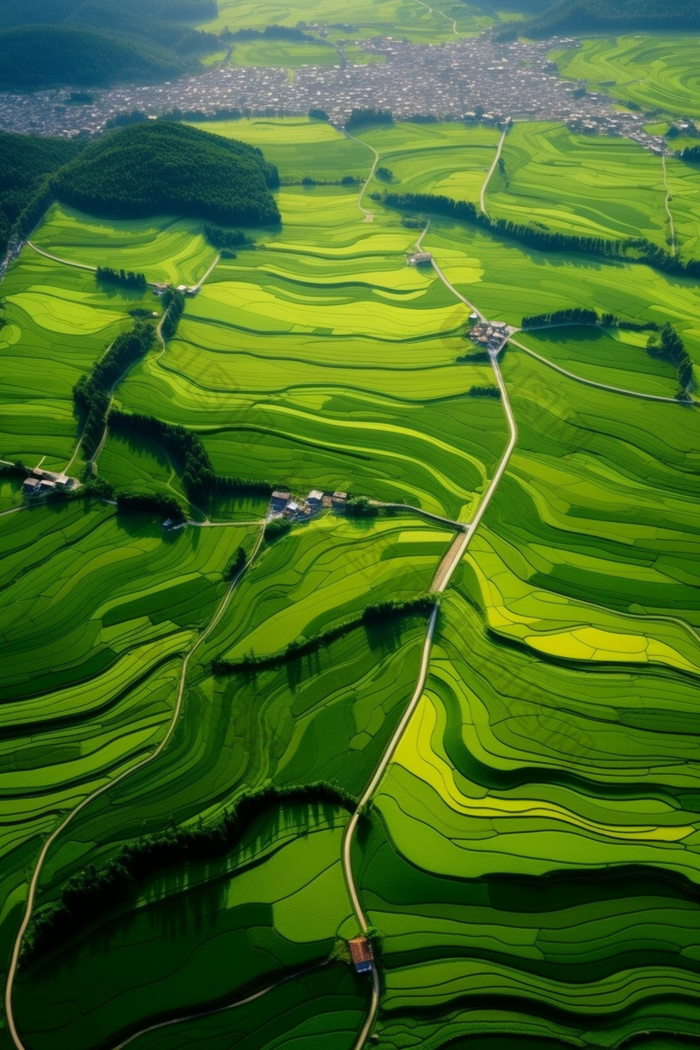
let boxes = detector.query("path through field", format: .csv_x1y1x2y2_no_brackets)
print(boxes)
4,526,266,1050
480,121,510,216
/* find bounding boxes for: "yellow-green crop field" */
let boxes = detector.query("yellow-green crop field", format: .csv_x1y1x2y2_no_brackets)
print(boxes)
552,35,700,120
2,111,700,1050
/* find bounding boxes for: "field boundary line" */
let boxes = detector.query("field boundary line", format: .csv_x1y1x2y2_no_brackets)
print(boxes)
112,962,330,1049
4,525,266,1050
370,500,465,531
512,337,689,405
480,120,510,217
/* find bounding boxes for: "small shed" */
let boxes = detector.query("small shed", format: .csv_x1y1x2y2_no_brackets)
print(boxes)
408,251,433,266
348,936,374,974
306,489,324,507
270,490,291,514
22,477,41,496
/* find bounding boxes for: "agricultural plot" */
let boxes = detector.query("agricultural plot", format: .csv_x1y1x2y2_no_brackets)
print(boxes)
187,118,371,183
196,0,494,43
230,39,340,68
415,209,700,365
514,326,679,399
15,805,355,1050
664,153,700,262
31,204,216,286
0,500,255,998
488,122,670,247
114,968,366,1050
362,122,501,202
360,342,700,1047
0,251,139,469
552,35,700,120
3,108,700,1050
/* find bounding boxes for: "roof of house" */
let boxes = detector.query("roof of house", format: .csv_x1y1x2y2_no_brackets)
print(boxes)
307,489,324,501
348,937,374,965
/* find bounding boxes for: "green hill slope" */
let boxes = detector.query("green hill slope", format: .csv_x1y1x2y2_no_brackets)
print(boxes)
525,0,700,36
0,24,187,88
0,130,81,256
51,122,281,225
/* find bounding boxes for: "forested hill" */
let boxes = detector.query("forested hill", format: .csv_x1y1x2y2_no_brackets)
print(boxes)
524,0,700,36
0,0,219,89
51,122,281,226
0,131,81,258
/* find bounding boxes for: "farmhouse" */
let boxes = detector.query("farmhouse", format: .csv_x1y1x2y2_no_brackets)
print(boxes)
408,251,433,266
306,489,324,510
23,468,77,498
348,936,374,974
270,490,291,515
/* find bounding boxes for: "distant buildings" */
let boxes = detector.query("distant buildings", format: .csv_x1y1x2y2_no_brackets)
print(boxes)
267,487,347,520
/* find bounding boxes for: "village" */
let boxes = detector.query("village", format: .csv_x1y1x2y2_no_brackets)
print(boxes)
268,487,347,520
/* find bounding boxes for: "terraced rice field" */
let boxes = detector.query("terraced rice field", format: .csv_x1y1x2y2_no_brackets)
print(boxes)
552,35,700,120
2,114,700,1050
488,122,672,247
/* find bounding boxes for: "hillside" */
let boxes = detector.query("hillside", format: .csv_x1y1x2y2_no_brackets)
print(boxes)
51,122,281,225
0,0,220,90
0,130,81,257
525,0,700,36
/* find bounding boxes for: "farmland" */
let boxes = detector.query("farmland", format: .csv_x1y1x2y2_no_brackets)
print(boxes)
1,100,700,1050
552,34,700,120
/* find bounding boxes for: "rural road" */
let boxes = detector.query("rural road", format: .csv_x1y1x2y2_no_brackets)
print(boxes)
511,337,687,404
480,121,510,216
346,132,380,221
343,248,519,1045
4,526,266,1050
26,240,97,272
661,153,676,257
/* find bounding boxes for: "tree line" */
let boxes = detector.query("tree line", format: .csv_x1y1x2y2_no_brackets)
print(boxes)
647,323,695,395
160,287,185,340
678,146,700,164
521,308,658,330
108,410,273,502
116,492,185,523
22,782,357,964
378,190,700,282
96,265,147,290
73,321,156,460
203,223,255,255
346,109,394,132
212,596,437,675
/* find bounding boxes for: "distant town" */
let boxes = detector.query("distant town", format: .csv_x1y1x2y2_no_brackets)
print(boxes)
0,33,678,153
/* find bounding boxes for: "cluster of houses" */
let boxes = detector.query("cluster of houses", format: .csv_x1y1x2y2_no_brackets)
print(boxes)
152,282,198,297
269,488,347,520
22,467,79,499
468,317,509,351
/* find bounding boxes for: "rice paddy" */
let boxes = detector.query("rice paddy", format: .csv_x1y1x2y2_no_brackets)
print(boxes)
552,35,700,120
2,111,699,1050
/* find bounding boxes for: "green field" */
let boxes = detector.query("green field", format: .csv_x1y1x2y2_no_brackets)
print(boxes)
2,101,700,1050
196,0,495,43
552,35,700,120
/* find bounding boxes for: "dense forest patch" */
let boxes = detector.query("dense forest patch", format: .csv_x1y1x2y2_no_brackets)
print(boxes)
51,122,281,225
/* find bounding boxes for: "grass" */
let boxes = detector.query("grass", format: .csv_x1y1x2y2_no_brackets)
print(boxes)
552,35,700,120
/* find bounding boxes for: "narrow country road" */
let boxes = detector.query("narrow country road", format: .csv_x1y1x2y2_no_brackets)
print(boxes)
480,122,510,217
343,252,519,1049
511,337,688,404
661,153,677,257
346,132,380,221
26,240,97,272
4,527,266,1050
